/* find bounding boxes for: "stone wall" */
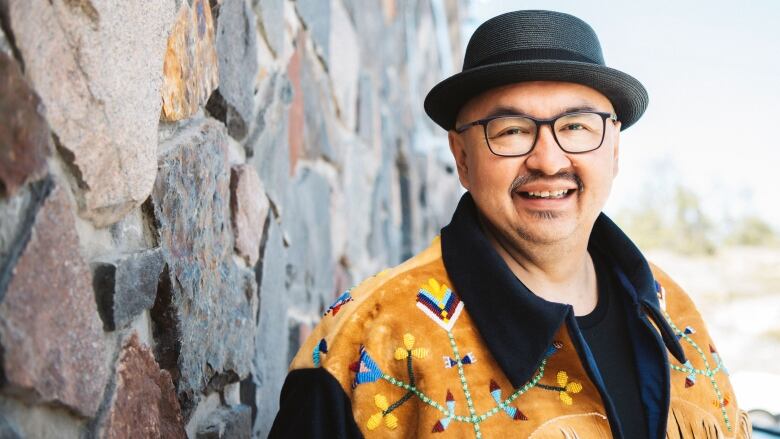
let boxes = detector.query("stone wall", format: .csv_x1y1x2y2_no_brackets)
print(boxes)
0,0,464,437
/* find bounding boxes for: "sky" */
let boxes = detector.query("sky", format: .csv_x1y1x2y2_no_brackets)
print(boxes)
462,0,780,229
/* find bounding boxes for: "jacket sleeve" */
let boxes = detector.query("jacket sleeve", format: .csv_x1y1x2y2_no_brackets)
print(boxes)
268,368,363,439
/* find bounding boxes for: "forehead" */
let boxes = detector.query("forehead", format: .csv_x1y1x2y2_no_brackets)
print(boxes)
457,81,615,122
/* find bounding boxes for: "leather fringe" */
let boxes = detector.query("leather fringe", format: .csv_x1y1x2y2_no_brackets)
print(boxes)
666,406,756,439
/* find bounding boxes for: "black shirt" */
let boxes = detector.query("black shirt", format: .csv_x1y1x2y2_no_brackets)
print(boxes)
577,250,649,439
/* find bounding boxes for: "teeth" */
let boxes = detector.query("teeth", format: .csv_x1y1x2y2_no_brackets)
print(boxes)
525,189,569,199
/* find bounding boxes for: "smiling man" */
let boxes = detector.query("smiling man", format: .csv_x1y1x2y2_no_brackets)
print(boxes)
270,10,752,438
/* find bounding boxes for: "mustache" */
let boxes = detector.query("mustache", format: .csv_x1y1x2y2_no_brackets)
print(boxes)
510,170,584,193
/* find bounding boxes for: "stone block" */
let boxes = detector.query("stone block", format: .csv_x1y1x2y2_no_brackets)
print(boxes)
3,0,176,226
0,51,50,197
295,0,330,65
300,46,339,163
207,0,258,141
252,218,288,438
97,333,187,439
230,165,269,266
195,404,252,439
151,120,255,417
328,0,360,129
246,73,292,209
161,0,219,122
252,0,284,56
92,248,165,331
0,183,109,417
283,168,333,312
0,411,22,439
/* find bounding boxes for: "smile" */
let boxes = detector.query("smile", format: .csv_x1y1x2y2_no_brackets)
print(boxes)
519,189,574,199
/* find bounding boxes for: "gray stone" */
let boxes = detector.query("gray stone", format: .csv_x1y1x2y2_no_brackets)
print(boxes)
0,183,109,417
0,411,22,439
300,48,338,163
230,165,269,266
295,0,330,65
283,168,333,314
252,0,284,55
252,218,288,438
0,25,11,57
195,404,252,439
246,73,292,209
208,0,258,142
92,248,165,331
3,0,176,226
328,0,359,129
0,51,50,197
96,333,187,439
357,73,376,145
151,120,255,418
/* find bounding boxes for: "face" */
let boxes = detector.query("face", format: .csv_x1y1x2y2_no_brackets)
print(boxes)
448,81,621,246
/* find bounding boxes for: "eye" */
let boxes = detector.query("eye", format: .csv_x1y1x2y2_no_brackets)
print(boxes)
496,126,530,137
562,123,587,131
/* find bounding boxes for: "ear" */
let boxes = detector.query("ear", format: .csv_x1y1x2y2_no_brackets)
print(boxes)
611,121,621,176
448,130,471,190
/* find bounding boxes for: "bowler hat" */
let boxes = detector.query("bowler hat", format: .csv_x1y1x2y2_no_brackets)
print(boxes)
424,10,648,131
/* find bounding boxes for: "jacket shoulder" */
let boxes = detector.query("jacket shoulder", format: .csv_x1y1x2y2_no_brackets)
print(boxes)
288,237,446,391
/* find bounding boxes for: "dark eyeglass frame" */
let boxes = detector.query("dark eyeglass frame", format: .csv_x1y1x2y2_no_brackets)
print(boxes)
454,111,618,157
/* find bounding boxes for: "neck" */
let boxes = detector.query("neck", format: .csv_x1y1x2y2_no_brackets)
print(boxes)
477,214,598,316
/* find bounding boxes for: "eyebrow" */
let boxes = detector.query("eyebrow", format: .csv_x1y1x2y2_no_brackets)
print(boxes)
481,104,602,119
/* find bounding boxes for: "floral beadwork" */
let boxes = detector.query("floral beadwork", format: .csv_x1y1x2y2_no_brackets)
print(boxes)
489,380,528,420
663,310,733,431
374,333,564,439
324,290,353,317
366,393,399,430
395,333,429,361
416,278,464,331
536,370,583,405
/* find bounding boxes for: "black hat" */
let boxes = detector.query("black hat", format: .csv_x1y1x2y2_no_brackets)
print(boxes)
424,10,648,131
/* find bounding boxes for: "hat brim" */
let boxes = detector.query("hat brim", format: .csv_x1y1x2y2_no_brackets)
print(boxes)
424,59,648,131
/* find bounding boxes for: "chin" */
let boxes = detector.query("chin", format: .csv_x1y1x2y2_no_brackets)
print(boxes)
514,214,578,244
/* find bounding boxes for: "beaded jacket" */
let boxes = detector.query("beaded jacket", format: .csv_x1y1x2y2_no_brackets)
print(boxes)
272,194,752,438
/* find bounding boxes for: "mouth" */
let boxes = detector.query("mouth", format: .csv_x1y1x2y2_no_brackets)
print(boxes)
516,189,576,200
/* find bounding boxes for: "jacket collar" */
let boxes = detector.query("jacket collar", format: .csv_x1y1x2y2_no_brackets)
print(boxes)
440,192,683,388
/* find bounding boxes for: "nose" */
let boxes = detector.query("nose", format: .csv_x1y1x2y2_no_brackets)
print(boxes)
523,124,572,175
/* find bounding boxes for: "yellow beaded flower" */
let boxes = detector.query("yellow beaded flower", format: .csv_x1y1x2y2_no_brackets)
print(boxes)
394,333,429,360
366,394,399,430
556,371,583,405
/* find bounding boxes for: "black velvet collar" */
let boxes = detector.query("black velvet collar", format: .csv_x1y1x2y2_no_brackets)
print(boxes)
440,193,684,388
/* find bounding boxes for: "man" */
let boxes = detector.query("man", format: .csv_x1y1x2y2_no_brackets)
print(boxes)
270,10,752,438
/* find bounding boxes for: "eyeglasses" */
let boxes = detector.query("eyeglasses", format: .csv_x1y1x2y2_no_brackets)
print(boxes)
455,111,618,157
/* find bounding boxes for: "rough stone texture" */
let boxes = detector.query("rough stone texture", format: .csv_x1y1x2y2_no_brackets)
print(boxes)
231,165,269,266
328,0,360,129
3,0,176,227
284,168,334,314
0,51,50,197
195,404,252,439
0,411,22,439
0,183,108,417
151,120,255,416
253,0,284,56
97,333,187,439
246,72,293,208
0,0,465,435
251,218,288,439
162,0,219,122
208,0,258,141
295,0,330,65
92,248,165,331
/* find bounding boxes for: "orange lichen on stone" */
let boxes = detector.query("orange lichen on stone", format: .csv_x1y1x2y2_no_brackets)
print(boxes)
161,0,219,121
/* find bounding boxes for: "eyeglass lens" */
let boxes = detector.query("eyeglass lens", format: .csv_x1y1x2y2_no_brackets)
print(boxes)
485,113,605,156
